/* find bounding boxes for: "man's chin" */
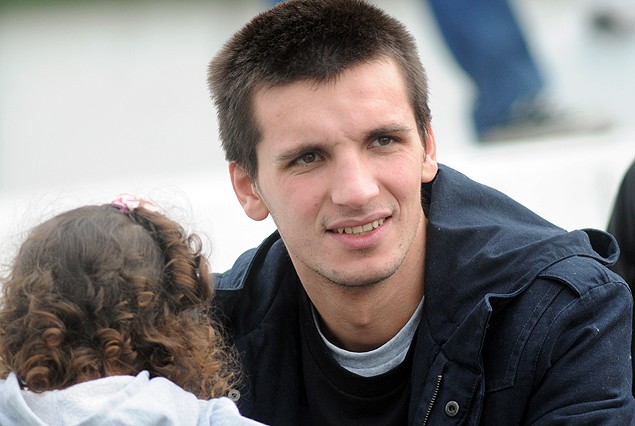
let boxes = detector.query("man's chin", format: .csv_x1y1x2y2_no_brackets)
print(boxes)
323,267,398,289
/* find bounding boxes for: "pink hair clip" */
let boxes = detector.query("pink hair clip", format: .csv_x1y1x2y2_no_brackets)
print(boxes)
111,193,160,214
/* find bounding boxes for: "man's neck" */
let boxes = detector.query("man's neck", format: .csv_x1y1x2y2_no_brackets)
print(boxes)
302,231,426,352
309,278,424,352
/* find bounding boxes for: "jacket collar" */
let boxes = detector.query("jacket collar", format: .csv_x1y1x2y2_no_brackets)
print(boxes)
423,165,619,350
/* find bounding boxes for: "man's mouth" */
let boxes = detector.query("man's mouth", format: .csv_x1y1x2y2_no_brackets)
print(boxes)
332,218,385,236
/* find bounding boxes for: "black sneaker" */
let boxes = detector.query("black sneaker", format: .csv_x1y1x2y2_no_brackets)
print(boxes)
478,96,613,143
592,8,635,37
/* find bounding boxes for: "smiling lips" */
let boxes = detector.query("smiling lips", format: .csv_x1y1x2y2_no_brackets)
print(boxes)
332,218,385,236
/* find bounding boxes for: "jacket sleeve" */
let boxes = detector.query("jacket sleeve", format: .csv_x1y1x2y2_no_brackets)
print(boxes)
608,158,635,288
524,276,635,425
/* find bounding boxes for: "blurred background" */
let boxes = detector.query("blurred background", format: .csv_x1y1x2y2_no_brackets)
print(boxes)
1,0,634,271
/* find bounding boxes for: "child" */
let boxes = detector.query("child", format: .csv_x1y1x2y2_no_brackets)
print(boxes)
0,195,264,425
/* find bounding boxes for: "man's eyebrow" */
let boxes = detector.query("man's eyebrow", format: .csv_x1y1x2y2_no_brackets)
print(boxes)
274,143,327,164
364,125,415,141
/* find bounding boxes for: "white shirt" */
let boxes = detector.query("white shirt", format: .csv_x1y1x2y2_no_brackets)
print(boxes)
0,370,263,426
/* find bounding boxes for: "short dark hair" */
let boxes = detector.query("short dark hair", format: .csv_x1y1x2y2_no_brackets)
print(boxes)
208,0,432,180
0,204,238,398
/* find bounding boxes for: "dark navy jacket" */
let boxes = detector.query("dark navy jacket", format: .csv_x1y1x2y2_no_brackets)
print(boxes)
215,165,635,425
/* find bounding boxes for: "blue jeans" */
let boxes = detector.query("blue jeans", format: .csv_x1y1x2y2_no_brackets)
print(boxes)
427,0,544,135
267,0,545,136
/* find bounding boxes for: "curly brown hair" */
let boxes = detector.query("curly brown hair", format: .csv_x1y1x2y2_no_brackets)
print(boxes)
0,203,239,399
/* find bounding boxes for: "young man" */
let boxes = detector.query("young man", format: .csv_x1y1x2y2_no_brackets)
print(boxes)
208,0,635,424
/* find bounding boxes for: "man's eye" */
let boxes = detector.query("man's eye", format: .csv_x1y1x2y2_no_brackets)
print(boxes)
372,136,394,147
294,152,322,166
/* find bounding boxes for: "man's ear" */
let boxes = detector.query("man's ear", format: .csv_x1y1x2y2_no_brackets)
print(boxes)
421,126,438,184
229,162,270,221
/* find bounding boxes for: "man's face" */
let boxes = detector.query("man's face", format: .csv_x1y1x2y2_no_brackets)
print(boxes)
231,58,438,289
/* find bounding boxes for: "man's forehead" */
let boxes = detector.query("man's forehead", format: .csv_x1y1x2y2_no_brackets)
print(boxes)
253,56,401,93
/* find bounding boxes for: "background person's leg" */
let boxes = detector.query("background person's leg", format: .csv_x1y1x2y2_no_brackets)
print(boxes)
427,0,544,138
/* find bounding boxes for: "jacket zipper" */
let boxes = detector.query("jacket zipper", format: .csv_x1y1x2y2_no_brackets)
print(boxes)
422,374,443,426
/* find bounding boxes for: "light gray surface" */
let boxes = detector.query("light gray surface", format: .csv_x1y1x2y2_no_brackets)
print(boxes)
1,0,633,271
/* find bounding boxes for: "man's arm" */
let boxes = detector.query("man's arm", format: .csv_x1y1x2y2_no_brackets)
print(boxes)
525,277,635,424
608,160,635,287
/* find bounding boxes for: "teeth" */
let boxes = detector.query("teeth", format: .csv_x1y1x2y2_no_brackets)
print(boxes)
335,219,384,235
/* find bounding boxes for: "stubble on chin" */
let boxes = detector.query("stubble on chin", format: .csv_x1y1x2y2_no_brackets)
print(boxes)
308,258,401,290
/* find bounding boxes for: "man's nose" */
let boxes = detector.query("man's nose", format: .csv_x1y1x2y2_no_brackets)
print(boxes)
330,155,379,209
